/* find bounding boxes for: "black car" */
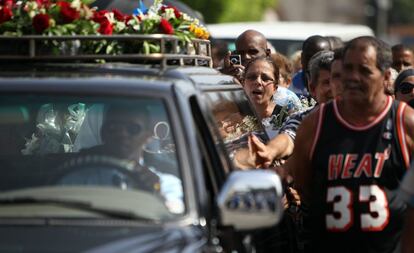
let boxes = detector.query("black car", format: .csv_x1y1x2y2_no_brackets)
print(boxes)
0,35,283,252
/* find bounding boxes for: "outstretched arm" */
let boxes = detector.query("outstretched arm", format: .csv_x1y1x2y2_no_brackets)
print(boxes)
249,133,294,168
285,107,320,203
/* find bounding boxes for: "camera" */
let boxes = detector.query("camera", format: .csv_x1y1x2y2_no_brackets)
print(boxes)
229,54,241,65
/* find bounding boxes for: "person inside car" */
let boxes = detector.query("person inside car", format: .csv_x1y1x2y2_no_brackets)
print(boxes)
77,104,184,214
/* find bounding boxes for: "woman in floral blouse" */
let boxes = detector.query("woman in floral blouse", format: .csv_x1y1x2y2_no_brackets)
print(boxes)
242,56,290,138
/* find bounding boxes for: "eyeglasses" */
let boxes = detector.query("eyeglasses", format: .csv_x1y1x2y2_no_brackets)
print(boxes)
399,82,414,95
245,73,275,86
106,121,143,135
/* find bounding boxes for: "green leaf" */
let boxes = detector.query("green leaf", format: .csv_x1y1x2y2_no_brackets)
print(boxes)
106,43,113,54
81,0,96,5
149,43,160,53
143,41,150,54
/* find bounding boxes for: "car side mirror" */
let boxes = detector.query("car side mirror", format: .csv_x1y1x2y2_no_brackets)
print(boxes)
217,170,284,231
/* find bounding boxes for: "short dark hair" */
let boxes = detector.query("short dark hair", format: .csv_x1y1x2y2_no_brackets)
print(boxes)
392,44,413,53
343,36,391,73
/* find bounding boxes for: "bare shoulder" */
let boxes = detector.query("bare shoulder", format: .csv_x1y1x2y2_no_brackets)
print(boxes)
295,104,324,149
286,104,326,201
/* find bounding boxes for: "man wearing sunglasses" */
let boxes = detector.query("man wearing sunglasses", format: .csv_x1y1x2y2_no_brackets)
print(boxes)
395,68,414,108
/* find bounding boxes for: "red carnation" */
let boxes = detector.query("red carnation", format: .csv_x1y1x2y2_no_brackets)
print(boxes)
35,0,50,7
172,6,181,19
1,0,14,8
98,19,113,35
92,10,108,23
124,14,133,24
32,13,50,33
159,18,174,35
112,9,125,21
57,1,79,23
0,6,12,24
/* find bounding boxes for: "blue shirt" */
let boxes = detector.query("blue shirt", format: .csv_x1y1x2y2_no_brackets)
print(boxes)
289,70,309,98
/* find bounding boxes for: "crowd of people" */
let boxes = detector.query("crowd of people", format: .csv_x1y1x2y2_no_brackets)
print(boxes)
211,30,414,253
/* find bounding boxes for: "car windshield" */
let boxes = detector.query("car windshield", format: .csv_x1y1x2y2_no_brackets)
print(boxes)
203,89,269,170
0,94,184,220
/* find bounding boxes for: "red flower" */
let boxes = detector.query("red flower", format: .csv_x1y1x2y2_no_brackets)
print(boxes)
35,0,50,7
1,0,14,8
172,7,181,19
112,9,125,21
98,19,112,35
32,13,50,33
124,14,133,24
57,1,79,23
160,5,181,19
159,18,174,35
92,10,108,23
0,6,12,24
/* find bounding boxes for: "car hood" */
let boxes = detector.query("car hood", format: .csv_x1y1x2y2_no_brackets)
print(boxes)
0,223,207,253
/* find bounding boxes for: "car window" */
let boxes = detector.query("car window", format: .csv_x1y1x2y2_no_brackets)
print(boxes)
203,90,268,170
0,94,184,220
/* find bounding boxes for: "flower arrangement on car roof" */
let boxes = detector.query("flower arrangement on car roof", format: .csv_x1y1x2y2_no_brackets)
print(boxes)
0,0,209,54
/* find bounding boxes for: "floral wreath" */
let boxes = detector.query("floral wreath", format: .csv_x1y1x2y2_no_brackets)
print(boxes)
0,0,210,54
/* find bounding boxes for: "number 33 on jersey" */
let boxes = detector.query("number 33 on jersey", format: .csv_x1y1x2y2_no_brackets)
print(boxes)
326,185,389,231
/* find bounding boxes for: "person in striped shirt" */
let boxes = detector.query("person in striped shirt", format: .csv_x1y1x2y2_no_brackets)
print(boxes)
248,49,341,169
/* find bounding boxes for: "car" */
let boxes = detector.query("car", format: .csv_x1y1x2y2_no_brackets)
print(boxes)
0,35,284,253
207,21,375,56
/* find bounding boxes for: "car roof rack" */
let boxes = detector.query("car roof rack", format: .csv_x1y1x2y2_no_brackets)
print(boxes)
0,34,212,69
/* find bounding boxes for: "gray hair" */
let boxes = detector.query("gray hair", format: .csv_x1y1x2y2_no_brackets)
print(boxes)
308,50,334,87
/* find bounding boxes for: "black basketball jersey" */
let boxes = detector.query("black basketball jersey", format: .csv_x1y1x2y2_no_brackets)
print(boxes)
308,97,409,253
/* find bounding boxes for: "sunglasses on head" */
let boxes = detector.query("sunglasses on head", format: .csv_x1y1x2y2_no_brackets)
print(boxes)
398,82,414,95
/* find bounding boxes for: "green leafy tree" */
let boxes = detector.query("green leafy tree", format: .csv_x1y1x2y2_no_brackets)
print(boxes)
180,0,277,24
390,0,414,24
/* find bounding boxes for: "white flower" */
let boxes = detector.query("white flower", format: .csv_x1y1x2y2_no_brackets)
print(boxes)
114,21,126,32
25,1,39,18
128,16,141,31
144,11,161,22
70,0,82,11
162,8,176,20
104,12,116,24
181,13,193,22
148,0,163,15
80,5,94,19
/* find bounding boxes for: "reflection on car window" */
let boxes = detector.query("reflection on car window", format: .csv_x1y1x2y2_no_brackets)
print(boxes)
0,95,184,218
204,90,268,170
